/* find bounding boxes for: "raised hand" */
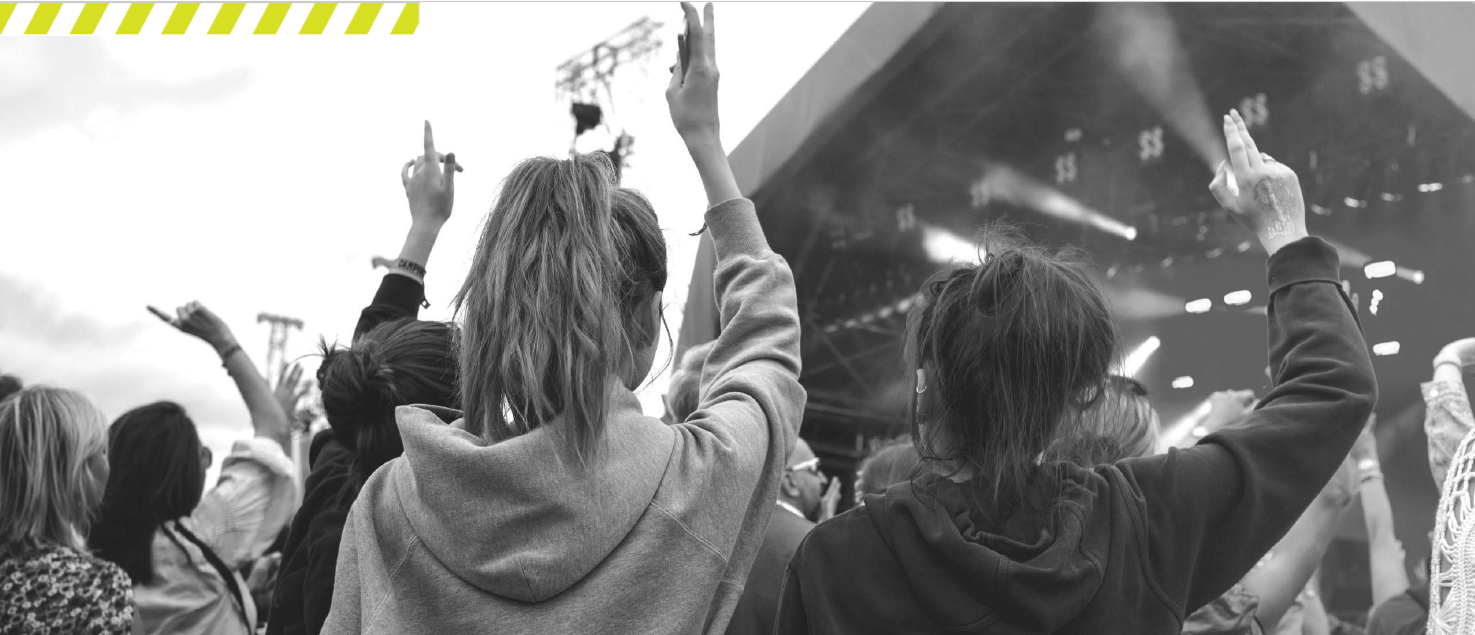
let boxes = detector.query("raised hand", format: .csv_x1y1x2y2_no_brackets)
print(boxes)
1434,337,1475,370
1351,414,1379,464
149,301,237,353
817,476,842,523
666,2,720,145
1209,109,1308,256
1201,389,1257,433
1319,454,1359,509
273,363,311,426
401,120,461,228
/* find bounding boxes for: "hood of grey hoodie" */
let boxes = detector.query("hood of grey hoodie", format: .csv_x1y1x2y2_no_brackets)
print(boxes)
388,387,676,603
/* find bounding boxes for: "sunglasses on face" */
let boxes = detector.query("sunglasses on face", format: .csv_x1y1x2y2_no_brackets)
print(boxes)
787,457,821,475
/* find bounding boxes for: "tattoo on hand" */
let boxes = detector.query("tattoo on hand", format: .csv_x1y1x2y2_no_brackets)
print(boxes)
1253,178,1298,239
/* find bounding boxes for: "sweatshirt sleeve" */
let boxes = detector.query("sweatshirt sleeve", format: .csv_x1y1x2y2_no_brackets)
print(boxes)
353,273,425,343
1116,237,1377,616
663,198,806,577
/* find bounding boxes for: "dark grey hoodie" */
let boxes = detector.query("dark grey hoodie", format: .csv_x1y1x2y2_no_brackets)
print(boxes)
323,198,807,635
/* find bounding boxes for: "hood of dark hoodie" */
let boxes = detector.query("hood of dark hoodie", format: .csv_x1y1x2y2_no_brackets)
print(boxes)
862,468,1108,632
387,387,675,603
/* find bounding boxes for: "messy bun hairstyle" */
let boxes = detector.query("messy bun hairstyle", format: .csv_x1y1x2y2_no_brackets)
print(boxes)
453,152,668,465
317,318,458,485
906,225,1118,515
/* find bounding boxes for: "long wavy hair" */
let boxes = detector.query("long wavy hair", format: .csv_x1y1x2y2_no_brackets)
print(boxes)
453,153,668,465
906,225,1118,516
90,401,206,584
0,386,108,554
318,318,458,486
1044,375,1160,466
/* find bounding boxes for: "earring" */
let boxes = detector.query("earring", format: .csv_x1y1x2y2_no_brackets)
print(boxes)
915,368,927,394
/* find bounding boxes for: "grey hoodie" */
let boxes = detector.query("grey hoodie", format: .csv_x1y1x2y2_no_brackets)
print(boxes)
322,198,806,635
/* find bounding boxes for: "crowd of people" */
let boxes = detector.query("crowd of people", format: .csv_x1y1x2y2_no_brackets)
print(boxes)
2,4,1474,634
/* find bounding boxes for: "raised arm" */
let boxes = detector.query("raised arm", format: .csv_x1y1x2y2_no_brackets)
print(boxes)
665,1,803,445
1117,110,1377,612
354,122,461,342
1352,417,1411,606
149,302,292,448
1428,338,1475,632
1426,338,1475,486
1235,456,1357,627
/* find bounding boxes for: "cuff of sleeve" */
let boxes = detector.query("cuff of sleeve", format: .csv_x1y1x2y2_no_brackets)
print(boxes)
704,198,770,259
1424,379,1469,404
376,273,427,310
1266,236,1343,294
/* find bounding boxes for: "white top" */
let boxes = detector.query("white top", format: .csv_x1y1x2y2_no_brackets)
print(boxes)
134,437,299,635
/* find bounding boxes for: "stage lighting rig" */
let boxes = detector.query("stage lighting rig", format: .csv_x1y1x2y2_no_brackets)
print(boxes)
555,17,664,164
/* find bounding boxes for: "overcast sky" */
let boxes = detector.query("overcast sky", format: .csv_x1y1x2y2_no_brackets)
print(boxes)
0,2,871,473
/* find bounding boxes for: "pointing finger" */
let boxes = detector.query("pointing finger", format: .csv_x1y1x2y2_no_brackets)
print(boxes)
147,306,176,325
423,120,437,161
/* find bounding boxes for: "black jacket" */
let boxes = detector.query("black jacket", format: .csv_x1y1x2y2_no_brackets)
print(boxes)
266,273,423,635
775,238,1377,634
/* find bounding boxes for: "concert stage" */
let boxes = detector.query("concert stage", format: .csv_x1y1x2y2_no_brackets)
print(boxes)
677,3,1475,607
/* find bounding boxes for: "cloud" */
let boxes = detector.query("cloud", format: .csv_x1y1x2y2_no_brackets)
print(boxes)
0,38,253,145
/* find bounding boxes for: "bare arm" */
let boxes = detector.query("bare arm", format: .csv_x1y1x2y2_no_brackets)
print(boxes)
148,302,292,448
1351,420,1410,606
1239,457,1357,627
1426,339,1475,485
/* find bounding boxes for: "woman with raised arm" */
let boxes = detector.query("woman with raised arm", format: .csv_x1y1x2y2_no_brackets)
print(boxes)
1424,338,1475,635
774,110,1376,634
92,303,299,635
323,4,805,634
1,387,137,635
267,123,462,635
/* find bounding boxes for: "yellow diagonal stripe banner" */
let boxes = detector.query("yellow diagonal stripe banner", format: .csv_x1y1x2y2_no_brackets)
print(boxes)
0,2,417,34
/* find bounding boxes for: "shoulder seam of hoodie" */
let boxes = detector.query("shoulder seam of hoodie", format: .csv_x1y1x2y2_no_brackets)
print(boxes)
363,475,426,628
649,500,728,565
1109,466,1183,619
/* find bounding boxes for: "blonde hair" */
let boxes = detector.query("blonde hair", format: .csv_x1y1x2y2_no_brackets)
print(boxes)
453,153,667,465
0,386,108,552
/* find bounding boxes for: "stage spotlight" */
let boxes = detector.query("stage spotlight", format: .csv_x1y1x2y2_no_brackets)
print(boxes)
1223,290,1252,306
1370,289,1382,315
1092,4,1224,169
970,164,1136,241
1373,341,1401,356
1160,397,1215,450
1419,182,1444,193
1121,336,1162,378
1192,426,1208,438
1185,299,1212,314
1365,261,1396,279
920,224,983,265
1172,376,1194,389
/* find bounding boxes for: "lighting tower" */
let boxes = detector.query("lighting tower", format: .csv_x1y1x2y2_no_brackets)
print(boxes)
555,16,664,172
256,312,303,387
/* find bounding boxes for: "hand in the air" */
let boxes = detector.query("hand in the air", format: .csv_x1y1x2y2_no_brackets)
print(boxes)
1201,389,1257,433
1435,337,1475,370
273,363,311,425
666,2,720,144
1319,454,1360,509
1209,109,1308,255
401,121,461,227
148,301,237,352
1350,414,1379,464
817,476,842,523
